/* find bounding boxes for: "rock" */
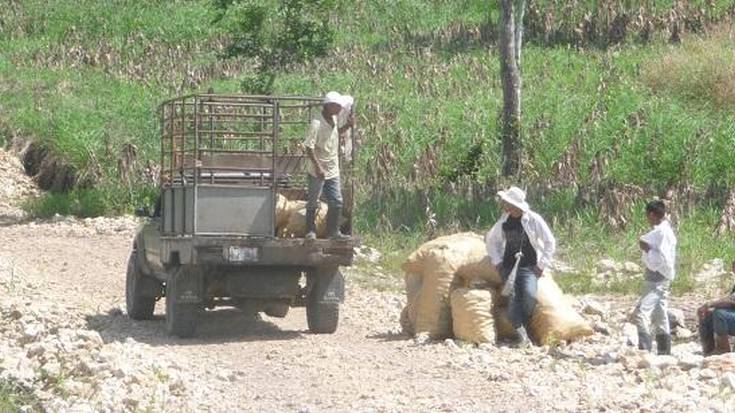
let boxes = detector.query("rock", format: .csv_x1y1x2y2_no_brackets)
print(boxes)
597,259,622,273
703,353,735,371
695,259,726,283
623,262,642,274
623,323,638,347
444,339,459,350
720,372,735,391
19,323,44,345
581,298,608,317
699,368,718,380
668,308,685,329
678,354,704,371
592,321,611,336
413,332,431,345
675,327,694,340
639,354,677,369
549,259,578,275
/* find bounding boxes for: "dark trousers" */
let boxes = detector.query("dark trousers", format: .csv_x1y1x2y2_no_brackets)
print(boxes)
501,266,538,330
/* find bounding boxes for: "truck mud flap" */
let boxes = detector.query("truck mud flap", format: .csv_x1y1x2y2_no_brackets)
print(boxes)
170,266,204,304
308,267,345,304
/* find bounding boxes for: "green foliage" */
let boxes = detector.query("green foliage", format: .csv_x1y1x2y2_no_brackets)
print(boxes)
215,0,336,93
23,185,157,219
0,378,41,413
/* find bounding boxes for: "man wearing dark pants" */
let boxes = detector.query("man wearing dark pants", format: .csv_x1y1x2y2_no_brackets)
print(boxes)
304,91,354,240
485,186,556,347
698,260,735,355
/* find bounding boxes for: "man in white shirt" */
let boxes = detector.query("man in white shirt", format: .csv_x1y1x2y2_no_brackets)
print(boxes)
303,91,355,240
634,200,677,355
485,186,556,347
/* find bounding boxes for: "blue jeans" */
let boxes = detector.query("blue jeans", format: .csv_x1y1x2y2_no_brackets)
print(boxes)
307,175,343,210
700,309,735,353
501,266,538,330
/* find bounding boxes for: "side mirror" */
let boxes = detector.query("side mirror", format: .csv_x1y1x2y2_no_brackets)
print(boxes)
135,207,150,218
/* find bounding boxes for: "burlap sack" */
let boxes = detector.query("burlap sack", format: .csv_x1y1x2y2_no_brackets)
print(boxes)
278,201,327,238
450,288,495,344
530,276,594,344
400,233,496,338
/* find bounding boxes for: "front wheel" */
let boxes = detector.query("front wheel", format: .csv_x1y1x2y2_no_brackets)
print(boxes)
126,250,160,320
165,266,200,338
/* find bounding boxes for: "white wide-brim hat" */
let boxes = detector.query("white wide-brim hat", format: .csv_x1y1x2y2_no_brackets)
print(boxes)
497,186,530,212
324,91,354,110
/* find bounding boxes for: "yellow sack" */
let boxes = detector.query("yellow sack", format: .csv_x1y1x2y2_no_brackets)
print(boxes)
530,276,594,344
400,271,422,335
279,201,327,238
450,288,495,344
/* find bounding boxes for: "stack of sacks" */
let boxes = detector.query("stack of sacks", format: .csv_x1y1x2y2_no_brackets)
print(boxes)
401,233,499,339
401,233,593,345
275,193,328,238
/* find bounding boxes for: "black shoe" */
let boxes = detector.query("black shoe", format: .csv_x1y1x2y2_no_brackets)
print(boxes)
656,334,672,355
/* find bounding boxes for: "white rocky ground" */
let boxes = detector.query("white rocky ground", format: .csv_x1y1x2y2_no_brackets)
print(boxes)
1,148,735,412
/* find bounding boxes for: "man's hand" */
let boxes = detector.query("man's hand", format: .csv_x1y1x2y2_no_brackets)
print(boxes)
533,265,544,278
315,165,326,179
698,304,711,319
639,240,651,253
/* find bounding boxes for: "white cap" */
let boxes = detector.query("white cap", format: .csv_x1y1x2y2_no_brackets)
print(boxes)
497,186,530,212
324,91,354,110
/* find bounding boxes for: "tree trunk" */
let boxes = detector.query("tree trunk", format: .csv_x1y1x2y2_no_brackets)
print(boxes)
499,0,523,177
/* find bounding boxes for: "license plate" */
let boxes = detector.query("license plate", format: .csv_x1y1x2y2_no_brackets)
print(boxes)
225,246,258,263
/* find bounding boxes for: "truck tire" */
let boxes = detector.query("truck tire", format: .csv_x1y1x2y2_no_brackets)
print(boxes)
165,266,200,338
126,250,160,320
307,301,339,334
306,268,343,334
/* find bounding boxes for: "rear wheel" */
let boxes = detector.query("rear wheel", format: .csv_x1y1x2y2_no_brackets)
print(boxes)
306,301,339,334
306,267,343,334
165,266,200,338
126,250,160,320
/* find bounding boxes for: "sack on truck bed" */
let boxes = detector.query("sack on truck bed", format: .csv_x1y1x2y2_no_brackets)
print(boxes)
531,276,594,344
400,232,499,339
277,199,328,238
451,288,495,344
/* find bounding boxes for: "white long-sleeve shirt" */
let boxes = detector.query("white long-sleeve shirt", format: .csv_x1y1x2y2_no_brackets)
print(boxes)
640,219,677,280
485,210,557,270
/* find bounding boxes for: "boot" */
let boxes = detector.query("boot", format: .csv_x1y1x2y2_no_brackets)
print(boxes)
515,326,531,349
714,334,731,354
655,334,672,355
325,206,349,240
638,331,653,351
304,208,317,240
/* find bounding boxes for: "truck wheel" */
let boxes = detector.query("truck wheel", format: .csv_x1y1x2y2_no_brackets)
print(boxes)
165,266,199,338
126,250,160,320
306,268,343,334
307,301,339,334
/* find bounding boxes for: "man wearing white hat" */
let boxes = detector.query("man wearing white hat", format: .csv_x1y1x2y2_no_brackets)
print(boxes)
485,186,556,346
303,91,355,240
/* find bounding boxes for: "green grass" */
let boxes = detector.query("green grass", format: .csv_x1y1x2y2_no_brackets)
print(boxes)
0,379,41,413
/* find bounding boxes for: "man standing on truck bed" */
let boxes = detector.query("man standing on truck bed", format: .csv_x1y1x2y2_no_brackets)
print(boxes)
304,91,355,240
